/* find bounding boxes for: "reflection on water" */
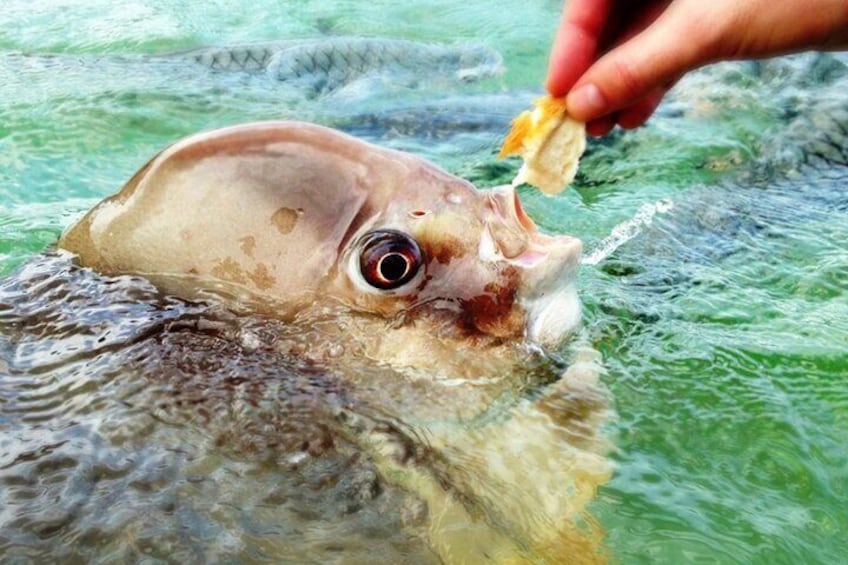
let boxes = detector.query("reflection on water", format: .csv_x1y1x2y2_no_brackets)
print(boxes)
0,252,612,562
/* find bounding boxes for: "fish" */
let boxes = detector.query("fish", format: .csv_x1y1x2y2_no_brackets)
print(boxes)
0,37,502,113
180,37,503,95
60,121,582,352
53,121,611,563
7,51,848,564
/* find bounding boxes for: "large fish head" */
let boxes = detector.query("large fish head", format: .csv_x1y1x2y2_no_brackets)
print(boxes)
330,170,582,349
60,121,582,348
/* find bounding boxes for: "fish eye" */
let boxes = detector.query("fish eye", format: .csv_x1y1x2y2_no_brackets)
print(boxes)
357,230,423,290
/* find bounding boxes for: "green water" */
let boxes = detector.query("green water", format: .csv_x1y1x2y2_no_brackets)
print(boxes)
1,1,846,563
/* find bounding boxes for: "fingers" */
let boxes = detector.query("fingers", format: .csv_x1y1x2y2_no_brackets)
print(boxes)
617,87,666,129
566,6,712,123
546,0,614,97
586,116,616,137
584,86,668,137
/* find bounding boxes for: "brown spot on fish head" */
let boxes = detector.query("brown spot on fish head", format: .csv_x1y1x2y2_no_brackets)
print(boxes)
180,229,192,242
239,235,257,258
271,207,302,234
462,267,526,338
211,257,247,284
248,263,277,291
420,234,466,266
411,210,475,266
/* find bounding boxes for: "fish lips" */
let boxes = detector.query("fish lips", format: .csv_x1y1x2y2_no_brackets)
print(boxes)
484,185,583,346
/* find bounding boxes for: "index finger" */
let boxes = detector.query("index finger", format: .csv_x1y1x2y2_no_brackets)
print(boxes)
546,0,615,97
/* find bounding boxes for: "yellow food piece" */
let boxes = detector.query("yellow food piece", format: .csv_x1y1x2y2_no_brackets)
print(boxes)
499,95,586,195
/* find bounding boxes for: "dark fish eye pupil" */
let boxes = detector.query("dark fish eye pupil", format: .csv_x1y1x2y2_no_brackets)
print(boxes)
379,253,408,281
357,229,423,290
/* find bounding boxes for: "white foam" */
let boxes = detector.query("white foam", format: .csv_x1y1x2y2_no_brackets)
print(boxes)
581,198,674,266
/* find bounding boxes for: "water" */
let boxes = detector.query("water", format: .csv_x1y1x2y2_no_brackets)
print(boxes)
2,1,847,563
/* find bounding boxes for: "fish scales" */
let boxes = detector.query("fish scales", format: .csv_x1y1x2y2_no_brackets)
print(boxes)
194,46,263,71
184,38,501,93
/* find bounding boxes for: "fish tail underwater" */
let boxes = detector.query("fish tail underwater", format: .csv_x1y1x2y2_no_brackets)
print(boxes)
1,2,847,564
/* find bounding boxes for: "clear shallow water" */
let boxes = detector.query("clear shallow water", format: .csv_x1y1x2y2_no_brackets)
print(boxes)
1,1,847,563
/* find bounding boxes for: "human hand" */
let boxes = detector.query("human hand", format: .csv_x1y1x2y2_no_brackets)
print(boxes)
546,0,848,136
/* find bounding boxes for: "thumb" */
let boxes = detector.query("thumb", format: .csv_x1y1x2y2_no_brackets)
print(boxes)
566,10,713,122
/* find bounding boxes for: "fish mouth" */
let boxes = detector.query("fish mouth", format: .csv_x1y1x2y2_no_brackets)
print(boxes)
488,183,537,233
485,185,584,346
486,185,582,284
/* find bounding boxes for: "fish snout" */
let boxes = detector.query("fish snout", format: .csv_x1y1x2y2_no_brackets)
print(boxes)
485,185,582,291
489,184,537,234
483,185,583,346
517,232,583,347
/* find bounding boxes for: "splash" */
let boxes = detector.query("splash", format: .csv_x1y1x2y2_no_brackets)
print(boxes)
581,198,674,266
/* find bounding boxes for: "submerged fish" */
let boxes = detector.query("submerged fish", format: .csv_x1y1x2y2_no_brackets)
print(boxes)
0,36,502,117
2,122,610,563
182,37,503,94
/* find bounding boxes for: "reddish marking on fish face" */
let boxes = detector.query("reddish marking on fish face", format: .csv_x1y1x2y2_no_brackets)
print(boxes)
248,263,277,290
211,257,247,284
419,234,467,266
461,267,525,338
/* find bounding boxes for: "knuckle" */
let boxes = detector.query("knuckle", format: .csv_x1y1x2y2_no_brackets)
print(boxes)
608,56,646,101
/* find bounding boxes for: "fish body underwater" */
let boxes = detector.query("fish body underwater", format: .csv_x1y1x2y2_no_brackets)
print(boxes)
0,36,502,107
1,122,611,563
182,37,503,95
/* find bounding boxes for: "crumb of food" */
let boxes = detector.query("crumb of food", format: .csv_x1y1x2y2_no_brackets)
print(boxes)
498,96,586,195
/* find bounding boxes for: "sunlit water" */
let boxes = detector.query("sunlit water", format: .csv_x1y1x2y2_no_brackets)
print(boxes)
1,1,847,563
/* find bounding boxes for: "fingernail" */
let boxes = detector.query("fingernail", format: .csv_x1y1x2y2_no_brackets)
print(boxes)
566,84,606,120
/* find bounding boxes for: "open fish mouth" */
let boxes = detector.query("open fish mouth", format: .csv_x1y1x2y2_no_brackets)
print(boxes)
485,184,582,289
484,185,583,347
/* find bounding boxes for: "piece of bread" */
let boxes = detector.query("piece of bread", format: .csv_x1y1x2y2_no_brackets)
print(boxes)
498,96,586,195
